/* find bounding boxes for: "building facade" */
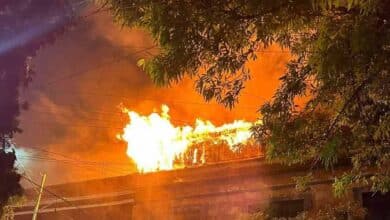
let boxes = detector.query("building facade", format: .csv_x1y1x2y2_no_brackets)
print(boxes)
13,158,390,219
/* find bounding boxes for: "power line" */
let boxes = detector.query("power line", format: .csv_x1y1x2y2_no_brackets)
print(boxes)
22,174,89,218
40,45,157,87
17,146,135,176
21,102,259,128
25,146,104,163
18,152,133,167
20,153,131,182
15,161,40,195
37,45,287,89
25,104,259,120
11,189,135,218
21,116,257,131
28,90,263,109
23,113,125,128
22,119,124,130
18,147,133,167
18,156,132,177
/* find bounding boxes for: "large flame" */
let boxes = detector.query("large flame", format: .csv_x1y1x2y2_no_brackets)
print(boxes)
118,105,259,172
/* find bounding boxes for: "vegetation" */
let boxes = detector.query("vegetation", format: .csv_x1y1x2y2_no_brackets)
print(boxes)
0,147,22,218
105,0,390,196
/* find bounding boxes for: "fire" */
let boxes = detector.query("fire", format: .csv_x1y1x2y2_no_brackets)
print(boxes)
118,105,259,172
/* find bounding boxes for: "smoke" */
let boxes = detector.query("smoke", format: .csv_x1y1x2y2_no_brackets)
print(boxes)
14,10,290,185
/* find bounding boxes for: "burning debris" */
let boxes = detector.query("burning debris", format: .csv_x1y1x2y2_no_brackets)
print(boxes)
118,105,261,172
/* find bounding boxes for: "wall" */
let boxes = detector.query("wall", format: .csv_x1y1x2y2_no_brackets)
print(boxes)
14,158,382,219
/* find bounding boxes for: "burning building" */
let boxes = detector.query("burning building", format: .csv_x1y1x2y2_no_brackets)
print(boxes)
10,105,390,219
11,157,390,219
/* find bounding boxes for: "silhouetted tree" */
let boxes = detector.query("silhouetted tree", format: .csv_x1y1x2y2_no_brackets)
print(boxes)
0,143,22,217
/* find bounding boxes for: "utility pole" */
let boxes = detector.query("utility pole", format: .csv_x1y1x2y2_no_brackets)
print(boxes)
32,173,47,220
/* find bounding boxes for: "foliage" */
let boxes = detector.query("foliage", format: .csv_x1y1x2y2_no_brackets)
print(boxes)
0,206,14,220
238,211,269,220
333,173,355,197
293,173,313,192
105,0,390,195
301,201,366,220
240,201,365,220
0,149,22,218
0,195,25,220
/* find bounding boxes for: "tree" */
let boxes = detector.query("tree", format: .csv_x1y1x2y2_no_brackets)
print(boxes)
105,0,390,195
0,141,22,218
0,0,75,215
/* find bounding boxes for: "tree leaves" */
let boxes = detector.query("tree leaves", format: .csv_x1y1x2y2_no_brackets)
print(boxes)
293,173,314,192
320,136,341,169
0,149,23,217
312,0,379,14
136,58,146,70
106,0,390,195
333,173,354,198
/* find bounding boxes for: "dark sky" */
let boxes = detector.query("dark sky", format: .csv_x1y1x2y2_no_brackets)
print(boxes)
13,10,290,186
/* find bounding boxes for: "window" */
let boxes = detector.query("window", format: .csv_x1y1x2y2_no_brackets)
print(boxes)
268,199,304,218
174,206,202,220
334,211,348,220
362,192,390,220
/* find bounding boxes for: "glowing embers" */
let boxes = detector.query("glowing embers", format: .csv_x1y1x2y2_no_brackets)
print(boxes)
118,105,260,173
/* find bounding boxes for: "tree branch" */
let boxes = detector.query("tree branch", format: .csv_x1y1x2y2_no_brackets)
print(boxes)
325,74,376,138
310,73,377,170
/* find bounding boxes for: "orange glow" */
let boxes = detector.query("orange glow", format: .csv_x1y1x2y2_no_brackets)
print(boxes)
118,105,260,172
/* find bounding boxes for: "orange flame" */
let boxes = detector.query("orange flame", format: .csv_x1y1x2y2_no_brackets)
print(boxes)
118,105,259,172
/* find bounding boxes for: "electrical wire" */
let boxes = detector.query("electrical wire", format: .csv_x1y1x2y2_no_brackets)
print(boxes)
18,145,135,173
18,156,131,177
21,174,89,218
40,45,157,87
15,161,40,195
16,147,134,176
